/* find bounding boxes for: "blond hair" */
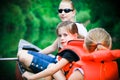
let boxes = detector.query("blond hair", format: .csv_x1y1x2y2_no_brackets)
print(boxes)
56,21,83,38
60,0,75,10
84,28,112,53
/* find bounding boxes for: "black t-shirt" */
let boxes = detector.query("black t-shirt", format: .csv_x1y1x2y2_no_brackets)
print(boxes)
58,49,80,62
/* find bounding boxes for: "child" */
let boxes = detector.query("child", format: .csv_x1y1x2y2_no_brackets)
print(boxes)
74,28,120,80
18,21,85,80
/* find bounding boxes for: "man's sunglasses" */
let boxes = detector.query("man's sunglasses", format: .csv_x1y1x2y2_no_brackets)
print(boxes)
58,9,73,13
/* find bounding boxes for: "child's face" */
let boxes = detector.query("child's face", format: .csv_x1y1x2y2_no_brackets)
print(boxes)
58,27,77,47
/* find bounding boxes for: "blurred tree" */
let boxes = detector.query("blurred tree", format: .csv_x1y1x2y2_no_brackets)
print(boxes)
0,4,26,56
82,0,120,49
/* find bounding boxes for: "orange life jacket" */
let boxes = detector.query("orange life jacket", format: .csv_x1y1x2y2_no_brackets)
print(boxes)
58,39,85,79
58,40,119,80
76,50,119,80
81,50,120,61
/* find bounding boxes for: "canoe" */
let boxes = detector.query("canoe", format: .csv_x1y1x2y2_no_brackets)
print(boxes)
16,39,41,80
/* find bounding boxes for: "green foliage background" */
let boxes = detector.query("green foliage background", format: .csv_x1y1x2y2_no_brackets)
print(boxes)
0,0,120,79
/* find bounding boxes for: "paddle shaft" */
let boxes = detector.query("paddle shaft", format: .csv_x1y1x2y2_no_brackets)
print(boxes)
0,58,18,61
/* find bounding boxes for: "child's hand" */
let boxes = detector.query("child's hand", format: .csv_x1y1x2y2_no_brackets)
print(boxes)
22,71,34,80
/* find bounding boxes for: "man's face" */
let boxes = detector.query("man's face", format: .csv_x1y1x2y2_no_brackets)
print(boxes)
58,2,75,22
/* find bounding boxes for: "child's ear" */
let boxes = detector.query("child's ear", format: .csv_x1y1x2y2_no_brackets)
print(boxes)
83,43,86,49
83,43,88,52
74,33,78,38
73,9,76,16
